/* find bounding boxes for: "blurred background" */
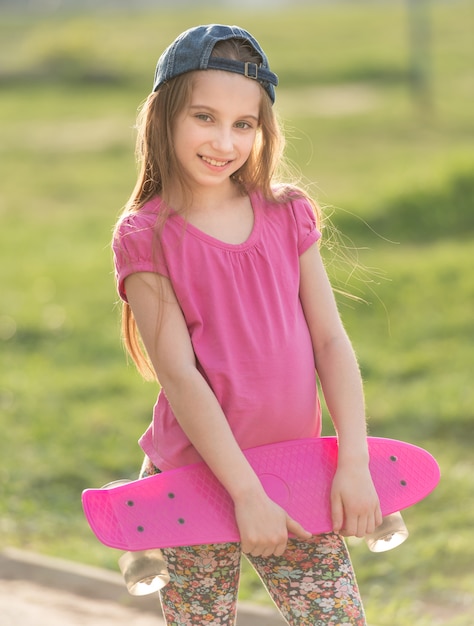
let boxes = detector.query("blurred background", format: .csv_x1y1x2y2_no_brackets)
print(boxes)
0,1,472,624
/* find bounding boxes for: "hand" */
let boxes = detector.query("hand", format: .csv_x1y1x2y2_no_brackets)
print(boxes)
331,464,382,537
234,489,312,557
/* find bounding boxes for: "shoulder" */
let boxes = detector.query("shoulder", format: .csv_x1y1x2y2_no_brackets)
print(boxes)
112,197,165,257
276,184,319,217
255,185,319,220
254,186,321,251
114,197,161,240
112,198,166,275
112,197,170,298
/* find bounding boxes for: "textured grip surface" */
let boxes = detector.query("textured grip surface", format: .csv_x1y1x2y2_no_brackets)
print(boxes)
82,437,440,551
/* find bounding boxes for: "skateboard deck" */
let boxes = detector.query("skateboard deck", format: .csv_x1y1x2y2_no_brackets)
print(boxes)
82,437,440,551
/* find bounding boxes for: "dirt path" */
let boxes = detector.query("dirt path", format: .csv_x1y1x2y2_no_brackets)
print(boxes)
0,579,165,626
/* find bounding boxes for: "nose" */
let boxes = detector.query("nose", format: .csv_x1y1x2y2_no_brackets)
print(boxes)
211,125,233,153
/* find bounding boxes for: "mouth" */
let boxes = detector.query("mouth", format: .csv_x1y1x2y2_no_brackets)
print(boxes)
200,155,232,168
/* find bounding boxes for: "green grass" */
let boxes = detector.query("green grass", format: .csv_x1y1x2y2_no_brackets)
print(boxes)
1,3,473,624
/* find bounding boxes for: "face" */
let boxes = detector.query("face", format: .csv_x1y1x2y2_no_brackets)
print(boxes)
171,70,261,200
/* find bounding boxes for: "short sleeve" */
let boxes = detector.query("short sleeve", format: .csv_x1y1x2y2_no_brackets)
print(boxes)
112,209,169,302
291,196,322,255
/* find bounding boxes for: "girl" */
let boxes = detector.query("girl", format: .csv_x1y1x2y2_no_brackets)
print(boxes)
113,24,381,626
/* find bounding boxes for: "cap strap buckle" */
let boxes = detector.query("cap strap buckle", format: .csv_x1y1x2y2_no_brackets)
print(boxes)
244,62,259,80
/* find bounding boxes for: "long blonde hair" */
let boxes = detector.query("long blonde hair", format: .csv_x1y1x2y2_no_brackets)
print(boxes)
115,37,321,380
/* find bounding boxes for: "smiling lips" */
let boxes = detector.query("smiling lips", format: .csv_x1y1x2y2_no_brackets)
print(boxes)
200,155,232,168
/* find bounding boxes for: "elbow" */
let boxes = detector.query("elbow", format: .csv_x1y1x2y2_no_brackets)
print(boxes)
158,361,199,399
313,331,353,366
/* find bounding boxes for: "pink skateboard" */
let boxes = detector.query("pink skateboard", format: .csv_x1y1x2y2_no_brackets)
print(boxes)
82,437,440,551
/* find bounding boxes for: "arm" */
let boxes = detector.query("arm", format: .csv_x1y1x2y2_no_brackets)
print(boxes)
124,271,311,555
299,244,382,537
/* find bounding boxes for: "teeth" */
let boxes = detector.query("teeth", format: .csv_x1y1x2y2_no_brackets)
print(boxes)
201,156,229,167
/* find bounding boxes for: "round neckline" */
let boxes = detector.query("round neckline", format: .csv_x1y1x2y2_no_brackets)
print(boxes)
171,191,261,251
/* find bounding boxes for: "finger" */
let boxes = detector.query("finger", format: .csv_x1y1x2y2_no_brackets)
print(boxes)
262,542,287,558
363,506,383,537
331,495,344,533
341,511,359,537
272,541,288,557
286,516,312,541
356,516,367,538
368,506,383,536
250,547,265,557
364,514,377,536
371,506,383,534
375,504,383,528
241,537,258,555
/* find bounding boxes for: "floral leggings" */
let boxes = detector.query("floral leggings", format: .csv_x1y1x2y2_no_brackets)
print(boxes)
141,459,366,626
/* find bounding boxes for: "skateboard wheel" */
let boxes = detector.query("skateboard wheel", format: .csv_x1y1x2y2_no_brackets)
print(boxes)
102,479,132,489
365,511,409,552
118,549,170,596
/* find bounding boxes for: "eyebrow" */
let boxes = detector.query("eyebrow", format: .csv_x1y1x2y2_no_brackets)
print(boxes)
188,104,259,123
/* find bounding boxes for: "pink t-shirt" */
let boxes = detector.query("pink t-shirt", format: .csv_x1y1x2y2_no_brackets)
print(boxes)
113,190,322,470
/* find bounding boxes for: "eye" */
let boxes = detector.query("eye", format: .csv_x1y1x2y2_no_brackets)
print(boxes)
195,113,212,122
235,121,253,130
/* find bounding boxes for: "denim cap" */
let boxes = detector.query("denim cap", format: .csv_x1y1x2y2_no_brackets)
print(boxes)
153,24,278,104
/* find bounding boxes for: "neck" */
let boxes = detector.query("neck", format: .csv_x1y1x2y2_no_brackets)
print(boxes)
165,179,243,214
